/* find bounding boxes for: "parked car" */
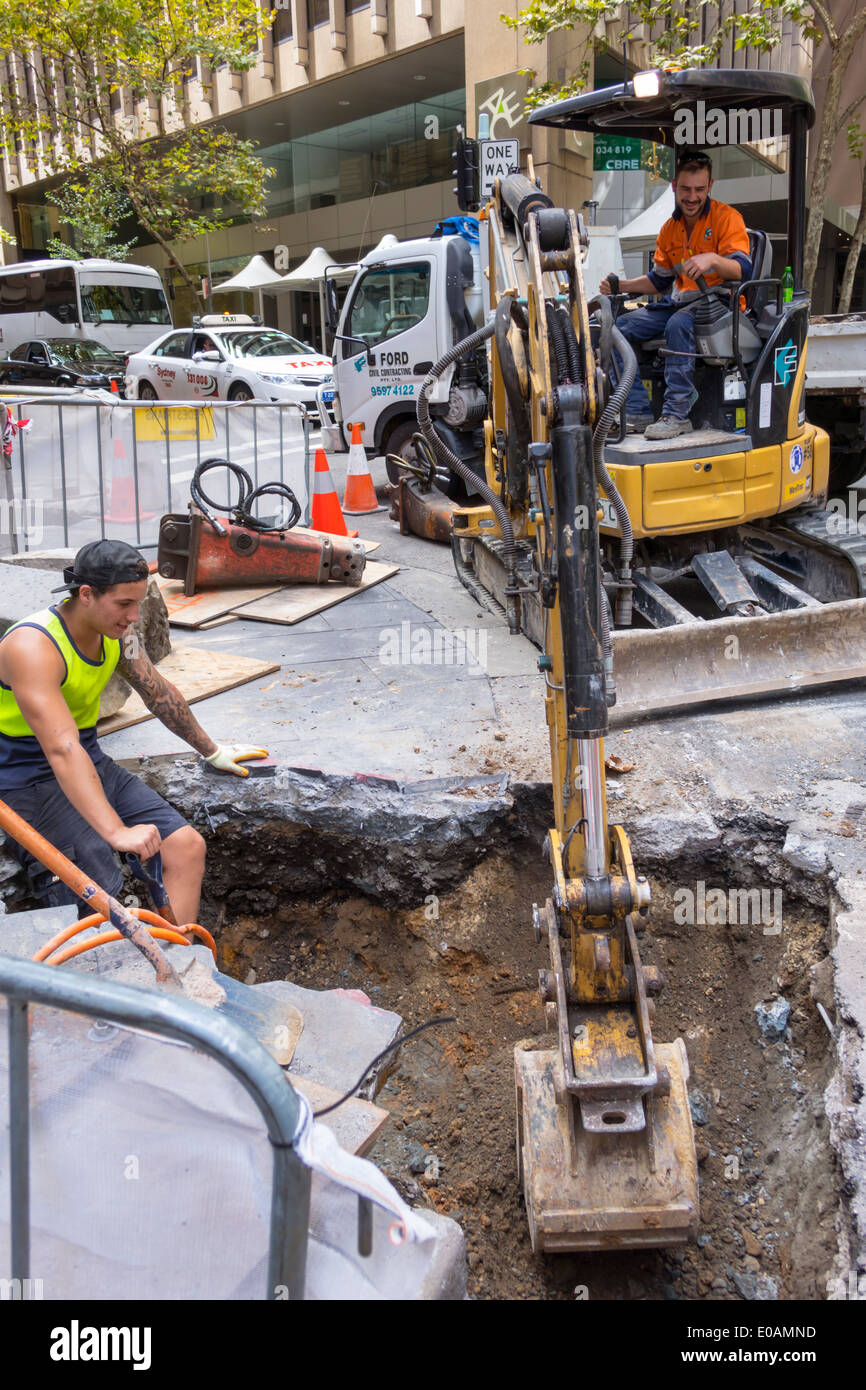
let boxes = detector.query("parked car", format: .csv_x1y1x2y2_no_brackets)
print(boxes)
0,337,127,393
125,314,335,418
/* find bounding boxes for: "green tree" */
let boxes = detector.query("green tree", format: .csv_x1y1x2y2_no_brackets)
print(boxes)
46,169,137,261
504,1,866,306
839,117,866,312
0,0,276,304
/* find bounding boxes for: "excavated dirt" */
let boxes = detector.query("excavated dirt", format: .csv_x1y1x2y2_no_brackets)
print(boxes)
215,838,840,1303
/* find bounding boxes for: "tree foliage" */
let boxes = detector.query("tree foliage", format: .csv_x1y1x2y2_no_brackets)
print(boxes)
0,0,276,300
503,1,866,305
45,168,137,260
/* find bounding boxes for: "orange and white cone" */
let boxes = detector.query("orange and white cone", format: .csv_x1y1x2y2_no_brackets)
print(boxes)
311,448,358,538
104,436,152,525
342,421,384,515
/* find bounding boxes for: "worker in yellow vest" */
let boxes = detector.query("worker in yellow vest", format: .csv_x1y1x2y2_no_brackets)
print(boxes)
0,539,267,925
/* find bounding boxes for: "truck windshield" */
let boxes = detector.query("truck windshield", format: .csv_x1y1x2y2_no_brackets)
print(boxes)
80,283,172,325
346,263,431,349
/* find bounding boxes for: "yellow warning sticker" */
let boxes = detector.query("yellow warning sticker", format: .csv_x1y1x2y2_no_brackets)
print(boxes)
783,475,810,503
735,407,746,429
134,406,215,442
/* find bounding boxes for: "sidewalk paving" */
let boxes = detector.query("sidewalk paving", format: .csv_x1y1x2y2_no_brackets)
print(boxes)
101,445,547,779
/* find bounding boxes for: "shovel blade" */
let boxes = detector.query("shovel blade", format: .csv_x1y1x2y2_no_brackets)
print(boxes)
515,1041,699,1252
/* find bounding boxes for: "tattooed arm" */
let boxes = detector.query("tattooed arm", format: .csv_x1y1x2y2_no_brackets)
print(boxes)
117,626,218,757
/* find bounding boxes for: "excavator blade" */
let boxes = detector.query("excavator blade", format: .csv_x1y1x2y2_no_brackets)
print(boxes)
515,1040,699,1252
611,597,866,721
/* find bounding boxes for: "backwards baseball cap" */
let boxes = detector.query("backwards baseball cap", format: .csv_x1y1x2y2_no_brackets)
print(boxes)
52,539,150,594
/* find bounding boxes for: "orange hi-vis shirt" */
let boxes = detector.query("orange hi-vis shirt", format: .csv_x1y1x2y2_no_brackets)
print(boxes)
650,198,751,300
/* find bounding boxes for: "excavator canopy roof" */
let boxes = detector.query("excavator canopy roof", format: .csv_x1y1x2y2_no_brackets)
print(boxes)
528,69,815,143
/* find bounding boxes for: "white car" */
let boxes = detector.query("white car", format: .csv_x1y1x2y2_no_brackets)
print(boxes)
125,314,334,419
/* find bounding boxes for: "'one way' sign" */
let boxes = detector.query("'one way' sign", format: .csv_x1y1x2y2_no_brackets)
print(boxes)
480,138,520,199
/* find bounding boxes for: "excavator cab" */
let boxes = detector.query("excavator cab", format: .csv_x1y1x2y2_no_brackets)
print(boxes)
528,69,836,629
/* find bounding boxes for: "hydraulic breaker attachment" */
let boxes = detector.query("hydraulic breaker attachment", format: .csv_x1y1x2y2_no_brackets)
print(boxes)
385,473,459,545
157,508,367,596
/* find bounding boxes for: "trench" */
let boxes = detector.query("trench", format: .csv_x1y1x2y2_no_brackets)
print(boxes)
195,778,842,1303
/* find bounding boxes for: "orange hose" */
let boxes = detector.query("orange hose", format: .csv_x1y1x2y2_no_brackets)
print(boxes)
47,927,192,967
34,908,217,964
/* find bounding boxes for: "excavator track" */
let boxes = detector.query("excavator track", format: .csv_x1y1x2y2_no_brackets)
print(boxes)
455,517,866,721
744,505,866,602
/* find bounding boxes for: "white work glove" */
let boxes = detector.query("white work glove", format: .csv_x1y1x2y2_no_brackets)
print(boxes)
204,743,269,777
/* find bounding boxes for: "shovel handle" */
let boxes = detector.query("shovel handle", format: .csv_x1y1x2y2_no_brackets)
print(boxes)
0,797,182,989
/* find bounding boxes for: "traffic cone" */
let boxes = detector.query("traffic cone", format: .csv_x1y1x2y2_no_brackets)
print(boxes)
311,448,358,538
104,436,152,525
342,421,384,515
110,379,119,395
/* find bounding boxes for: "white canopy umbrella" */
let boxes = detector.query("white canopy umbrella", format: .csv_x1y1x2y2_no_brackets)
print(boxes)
212,253,287,319
272,246,361,351
619,186,675,257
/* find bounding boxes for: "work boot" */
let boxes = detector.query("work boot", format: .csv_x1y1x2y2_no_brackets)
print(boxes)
644,415,694,441
626,412,655,434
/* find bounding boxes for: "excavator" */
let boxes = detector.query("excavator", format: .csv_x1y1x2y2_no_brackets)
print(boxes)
406,70,864,1250
391,69,866,721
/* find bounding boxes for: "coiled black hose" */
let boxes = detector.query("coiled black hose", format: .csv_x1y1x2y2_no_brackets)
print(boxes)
191,456,301,533
417,316,522,631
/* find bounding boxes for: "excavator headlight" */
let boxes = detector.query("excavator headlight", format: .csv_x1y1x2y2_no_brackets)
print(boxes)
633,70,660,99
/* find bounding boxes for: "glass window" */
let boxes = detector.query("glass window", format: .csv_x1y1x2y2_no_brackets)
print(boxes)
46,338,122,364
152,332,190,358
271,0,293,43
307,0,328,24
259,87,465,219
0,270,47,314
346,262,431,349
221,329,310,358
80,282,172,326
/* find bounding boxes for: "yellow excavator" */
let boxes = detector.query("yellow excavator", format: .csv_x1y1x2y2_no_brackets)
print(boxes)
420,70,866,722
407,70,864,1250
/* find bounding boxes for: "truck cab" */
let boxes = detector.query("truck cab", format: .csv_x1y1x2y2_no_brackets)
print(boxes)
325,224,487,479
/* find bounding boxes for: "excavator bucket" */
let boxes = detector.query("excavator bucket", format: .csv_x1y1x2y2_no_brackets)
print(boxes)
611,597,866,721
515,1041,699,1252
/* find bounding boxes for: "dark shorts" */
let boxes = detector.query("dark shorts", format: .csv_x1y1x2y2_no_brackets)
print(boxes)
2,755,188,914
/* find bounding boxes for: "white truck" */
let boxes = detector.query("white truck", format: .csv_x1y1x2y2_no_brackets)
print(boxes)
320,219,615,487
321,221,865,497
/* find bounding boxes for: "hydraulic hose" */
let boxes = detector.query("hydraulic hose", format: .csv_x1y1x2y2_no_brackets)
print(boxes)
494,296,532,463
588,296,637,626
34,908,217,964
418,315,522,632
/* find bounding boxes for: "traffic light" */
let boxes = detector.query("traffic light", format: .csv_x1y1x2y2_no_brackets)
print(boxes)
453,135,480,212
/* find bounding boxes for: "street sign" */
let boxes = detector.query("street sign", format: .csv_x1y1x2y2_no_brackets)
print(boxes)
480,138,520,198
593,136,642,171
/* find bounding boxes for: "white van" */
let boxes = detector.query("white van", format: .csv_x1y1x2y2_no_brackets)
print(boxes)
0,259,172,355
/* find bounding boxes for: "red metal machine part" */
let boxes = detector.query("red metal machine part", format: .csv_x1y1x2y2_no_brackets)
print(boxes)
158,509,367,596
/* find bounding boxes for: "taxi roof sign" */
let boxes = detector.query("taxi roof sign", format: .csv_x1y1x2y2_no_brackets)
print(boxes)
195,313,259,326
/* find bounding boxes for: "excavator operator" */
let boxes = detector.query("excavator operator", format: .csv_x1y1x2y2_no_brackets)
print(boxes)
599,148,752,441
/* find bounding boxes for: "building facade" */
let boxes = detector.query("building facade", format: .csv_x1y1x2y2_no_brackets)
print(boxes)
1,1,861,328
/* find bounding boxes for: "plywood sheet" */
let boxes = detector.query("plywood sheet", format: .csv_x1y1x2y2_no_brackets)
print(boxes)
97,645,280,736
232,559,399,626
287,1074,389,1156
156,576,282,628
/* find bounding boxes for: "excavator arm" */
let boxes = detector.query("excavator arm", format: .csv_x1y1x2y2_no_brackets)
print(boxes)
416,169,699,1251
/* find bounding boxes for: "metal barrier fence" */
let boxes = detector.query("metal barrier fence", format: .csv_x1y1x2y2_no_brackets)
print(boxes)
0,395,312,558
1,952,311,1300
